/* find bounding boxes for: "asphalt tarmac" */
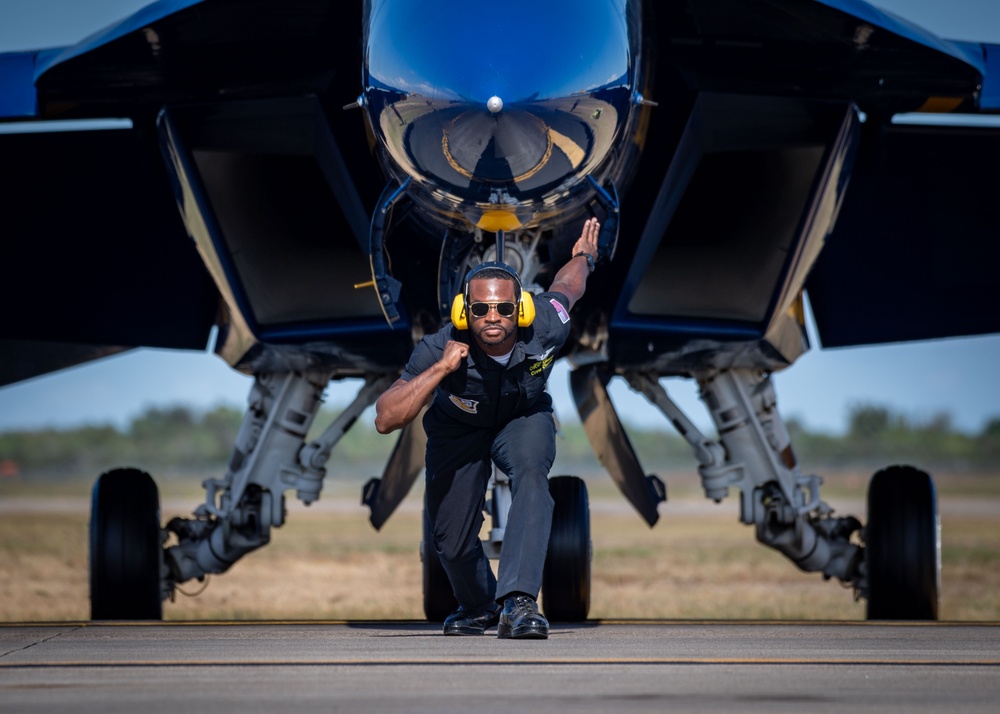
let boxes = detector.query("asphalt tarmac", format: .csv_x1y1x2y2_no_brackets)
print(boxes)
1,620,998,712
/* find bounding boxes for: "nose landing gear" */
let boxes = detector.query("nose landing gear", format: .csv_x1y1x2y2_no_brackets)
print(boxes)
420,472,592,622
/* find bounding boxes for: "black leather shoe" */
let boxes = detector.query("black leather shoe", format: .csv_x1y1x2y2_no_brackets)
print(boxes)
497,594,549,639
442,603,502,635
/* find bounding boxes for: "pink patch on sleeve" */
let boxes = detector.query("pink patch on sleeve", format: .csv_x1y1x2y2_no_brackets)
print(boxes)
549,298,570,324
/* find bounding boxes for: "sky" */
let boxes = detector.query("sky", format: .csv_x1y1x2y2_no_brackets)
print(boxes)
1,0,999,437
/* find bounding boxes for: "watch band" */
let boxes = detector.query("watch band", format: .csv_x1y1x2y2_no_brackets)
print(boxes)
573,252,595,273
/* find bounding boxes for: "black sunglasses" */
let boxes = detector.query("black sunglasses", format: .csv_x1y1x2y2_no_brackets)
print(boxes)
468,301,517,318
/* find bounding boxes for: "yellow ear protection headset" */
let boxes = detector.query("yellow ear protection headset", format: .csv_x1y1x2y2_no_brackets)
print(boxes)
451,261,535,330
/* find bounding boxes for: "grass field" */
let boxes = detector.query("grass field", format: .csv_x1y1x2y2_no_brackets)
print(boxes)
1,470,998,622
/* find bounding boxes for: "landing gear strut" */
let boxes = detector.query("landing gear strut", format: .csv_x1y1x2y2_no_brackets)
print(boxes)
624,367,939,620
87,372,394,620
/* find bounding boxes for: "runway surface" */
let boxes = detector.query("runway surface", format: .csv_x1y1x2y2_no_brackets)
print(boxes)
1,620,998,712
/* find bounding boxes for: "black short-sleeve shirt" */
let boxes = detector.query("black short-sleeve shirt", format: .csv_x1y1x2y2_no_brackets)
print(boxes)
401,291,573,432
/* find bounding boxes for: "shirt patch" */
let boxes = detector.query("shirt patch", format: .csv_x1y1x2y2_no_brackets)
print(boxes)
448,393,479,414
529,355,555,376
550,298,570,324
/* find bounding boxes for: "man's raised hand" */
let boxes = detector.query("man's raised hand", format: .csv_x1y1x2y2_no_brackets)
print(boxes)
441,340,470,373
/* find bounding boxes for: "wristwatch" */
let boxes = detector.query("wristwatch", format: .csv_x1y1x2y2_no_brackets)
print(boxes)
573,252,595,273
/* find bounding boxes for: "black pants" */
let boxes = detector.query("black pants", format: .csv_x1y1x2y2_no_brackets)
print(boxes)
424,403,556,611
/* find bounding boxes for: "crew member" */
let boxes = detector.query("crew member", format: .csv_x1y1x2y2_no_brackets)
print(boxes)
374,217,600,638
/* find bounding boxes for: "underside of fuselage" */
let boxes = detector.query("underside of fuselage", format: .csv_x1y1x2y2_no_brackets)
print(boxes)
3,0,998,385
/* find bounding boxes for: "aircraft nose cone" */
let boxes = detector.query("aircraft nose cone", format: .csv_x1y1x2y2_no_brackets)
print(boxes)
487,95,503,114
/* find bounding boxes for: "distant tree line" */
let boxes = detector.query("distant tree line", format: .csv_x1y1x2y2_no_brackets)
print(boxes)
0,406,243,479
1,403,998,481
787,405,1000,469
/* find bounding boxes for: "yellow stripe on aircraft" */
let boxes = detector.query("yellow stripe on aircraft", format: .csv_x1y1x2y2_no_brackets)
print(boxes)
477,210,522,232
916,96,964,113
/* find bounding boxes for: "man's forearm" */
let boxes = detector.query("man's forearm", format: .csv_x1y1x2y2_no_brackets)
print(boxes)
548,217,599,310
548,254,592,310
549,256,590,300
374,364,447,434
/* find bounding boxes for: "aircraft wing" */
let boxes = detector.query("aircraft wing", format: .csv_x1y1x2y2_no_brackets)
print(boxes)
0,0,396,386
0,1,219,384
805,107,1000,347
0,115,219,385
608,0,1000,359
800,2,1000,347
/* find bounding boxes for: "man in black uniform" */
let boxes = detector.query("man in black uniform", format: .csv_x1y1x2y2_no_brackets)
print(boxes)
374,217,600,639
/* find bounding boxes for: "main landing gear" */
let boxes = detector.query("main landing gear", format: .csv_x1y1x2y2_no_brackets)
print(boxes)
620,366,940,620
90,468,164,620
87,371,395,620
865,465,939,620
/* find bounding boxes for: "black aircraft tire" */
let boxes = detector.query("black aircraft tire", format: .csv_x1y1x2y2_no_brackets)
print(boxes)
421,506,458,622
865,465,940,620
90,468,164,620
542,475,591,622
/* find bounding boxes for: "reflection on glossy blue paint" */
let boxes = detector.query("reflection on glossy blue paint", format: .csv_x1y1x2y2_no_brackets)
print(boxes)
366,0,632,103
